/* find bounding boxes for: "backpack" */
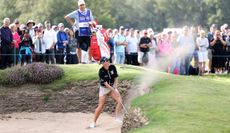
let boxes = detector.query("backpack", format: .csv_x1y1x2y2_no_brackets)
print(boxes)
142,52,149,64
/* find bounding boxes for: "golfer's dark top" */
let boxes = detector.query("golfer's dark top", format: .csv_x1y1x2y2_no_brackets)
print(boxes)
99,65,118,87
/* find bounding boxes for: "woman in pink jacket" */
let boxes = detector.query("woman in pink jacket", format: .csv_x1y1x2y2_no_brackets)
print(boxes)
9,23,21,65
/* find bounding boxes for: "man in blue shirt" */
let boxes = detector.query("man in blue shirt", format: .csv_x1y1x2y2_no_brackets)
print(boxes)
56,23,68,64
0,18,13,69
65,0,94,63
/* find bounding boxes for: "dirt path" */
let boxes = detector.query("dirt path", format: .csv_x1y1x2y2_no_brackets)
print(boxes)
0,112,121,133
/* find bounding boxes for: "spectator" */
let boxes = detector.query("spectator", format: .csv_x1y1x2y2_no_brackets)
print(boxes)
226,32,230,73
138,30,152,66
126,28,139,65
9,23,21,65
114,27,128,64
67,29,78,64
0,18,13,69
196,30,209,75
177,26,195,75
26,20,36,38
65,0,95,63
43,20,57,64
56,23,68,64
207,24,217,73
106,29,115,63
19,29,33,66
33,23,45,62
210,30,227,74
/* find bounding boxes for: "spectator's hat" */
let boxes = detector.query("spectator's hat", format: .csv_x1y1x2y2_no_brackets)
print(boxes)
27,20,35,26
78,0,85,6
58,23,64,28
99,57,109,64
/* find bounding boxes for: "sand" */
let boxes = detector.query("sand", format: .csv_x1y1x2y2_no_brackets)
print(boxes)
0,112,121,133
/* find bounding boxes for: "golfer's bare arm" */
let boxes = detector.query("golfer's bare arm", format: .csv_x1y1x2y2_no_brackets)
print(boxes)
65,16,75,26
113,78,118,89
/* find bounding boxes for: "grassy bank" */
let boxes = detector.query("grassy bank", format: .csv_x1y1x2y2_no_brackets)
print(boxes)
41,64,143,91
130,74,230,133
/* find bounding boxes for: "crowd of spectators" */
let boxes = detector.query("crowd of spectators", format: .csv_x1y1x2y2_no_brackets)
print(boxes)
1,17,230,75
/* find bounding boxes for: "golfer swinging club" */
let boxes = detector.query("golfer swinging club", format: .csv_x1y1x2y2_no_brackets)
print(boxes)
90,57,123,128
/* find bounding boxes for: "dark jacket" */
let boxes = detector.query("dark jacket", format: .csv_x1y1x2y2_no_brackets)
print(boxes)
0,26,13,46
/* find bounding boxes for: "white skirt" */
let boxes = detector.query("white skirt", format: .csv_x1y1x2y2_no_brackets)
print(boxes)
99,86,111,97
198,51,208,62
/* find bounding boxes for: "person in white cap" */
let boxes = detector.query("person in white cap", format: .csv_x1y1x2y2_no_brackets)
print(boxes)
65,0,95,63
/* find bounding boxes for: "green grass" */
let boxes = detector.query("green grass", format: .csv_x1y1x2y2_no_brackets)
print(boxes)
41,64,142,91
130,74,230,133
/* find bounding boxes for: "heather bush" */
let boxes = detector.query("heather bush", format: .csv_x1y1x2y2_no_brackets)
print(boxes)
2,63,64,86
4,66,28,86
25,63,64,84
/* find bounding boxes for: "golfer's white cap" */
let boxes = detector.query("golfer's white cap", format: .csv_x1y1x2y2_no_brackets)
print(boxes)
78,0,85,6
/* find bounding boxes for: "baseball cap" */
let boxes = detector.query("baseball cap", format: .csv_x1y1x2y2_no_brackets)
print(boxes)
99,57,109,64
78,0,85,6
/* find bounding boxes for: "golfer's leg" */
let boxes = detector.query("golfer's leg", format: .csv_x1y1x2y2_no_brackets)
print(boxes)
110,90,122,118
94,95,106,123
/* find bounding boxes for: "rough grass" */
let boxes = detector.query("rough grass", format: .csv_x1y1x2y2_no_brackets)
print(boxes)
130,74,230,133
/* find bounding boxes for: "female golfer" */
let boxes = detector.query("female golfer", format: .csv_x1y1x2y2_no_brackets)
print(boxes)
90,57,123,128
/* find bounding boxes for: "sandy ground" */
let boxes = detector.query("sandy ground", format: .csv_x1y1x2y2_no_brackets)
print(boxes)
0,112,121,133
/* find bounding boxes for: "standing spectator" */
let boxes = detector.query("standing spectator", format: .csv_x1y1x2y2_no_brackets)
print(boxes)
114,27,127,64
106,29,115,63
65,0,94,63
126,29,139,65
43,20,57,64
207,24,217,73
19,29,33,66
0,18,13,69
9,23,21,66
14,19,22,36
67,29,78,64
196,30,209,75
33,23,45,62
56,23,68,64
157,33,172,71
226,32,230,73
177,26,195,75
210,30,227,74
149,33,157,66
138,30,152,66
26,20,36,38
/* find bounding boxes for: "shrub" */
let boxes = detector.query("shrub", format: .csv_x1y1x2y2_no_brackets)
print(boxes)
4,66,28,86
2,63,64,86
25,63,64,84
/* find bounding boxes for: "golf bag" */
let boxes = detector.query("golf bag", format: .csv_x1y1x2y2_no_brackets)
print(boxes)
90,25,110,61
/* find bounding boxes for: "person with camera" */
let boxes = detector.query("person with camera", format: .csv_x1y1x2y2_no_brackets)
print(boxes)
33,23,46,62
210,30,227,74
138,30,152,66
65,0,94,63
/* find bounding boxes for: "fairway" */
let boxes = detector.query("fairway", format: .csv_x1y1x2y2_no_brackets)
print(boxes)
130,74,230,133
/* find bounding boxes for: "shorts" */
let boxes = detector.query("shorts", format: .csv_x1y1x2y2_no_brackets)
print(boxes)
75,30,91,51
138,51,150,64
208,49,213,60
198,51,208,62
99,86,111,97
